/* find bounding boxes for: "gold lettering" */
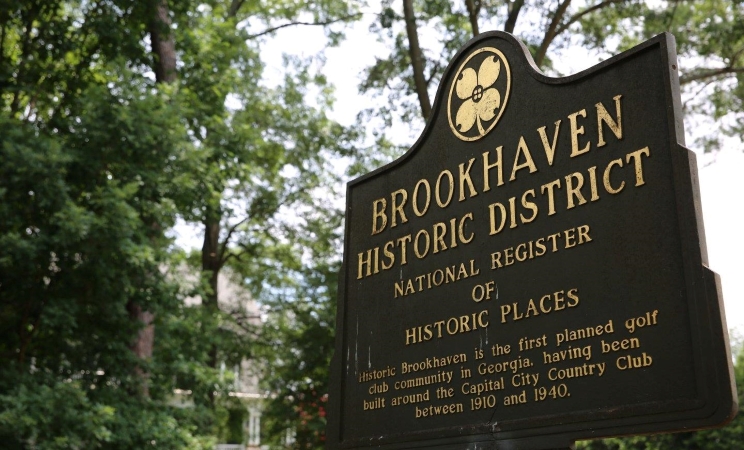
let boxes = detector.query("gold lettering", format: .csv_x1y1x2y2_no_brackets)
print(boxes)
587,166,600,201
488,202,507,235
491,251,502,269
391,188,408,227
436,170,454,208
520,189,538,223
566,288,579,307
565,172,587,209
539,294,552,313
414,230,430,259
577,225,592,244
508,197,517,229
445,266,455,283
458,213,475,244
394,281,404,298
432,222,447,254
412,179,431,217
515,243,528,262
504,248,514,266
372,247,380,274
358,249,373,279
382,241,395,270
537,120,561,166
547,233,560,252
603,159,625,194
626,147,651,186
553,290,566,310
459,315,471,332
404,280,415,295
478,310,489,327
535,238,546,256
372,198,387,235
596,94,623,147
483,146,504,192
397,235,412,265
500,304,511,323
405,327,416,345
568,109,590,157
540,179,561,216
459,158,477,201
446,318,458,334
564,229,576,248
510,136,538,181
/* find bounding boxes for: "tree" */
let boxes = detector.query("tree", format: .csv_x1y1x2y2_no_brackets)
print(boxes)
146,4,365,442
0,1,205,447
0,0,365,446
361,0,744,152
125,0,180,400
252,193,345,449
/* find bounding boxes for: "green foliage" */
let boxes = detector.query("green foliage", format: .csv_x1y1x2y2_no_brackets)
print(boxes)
573,0,744,149
0,1,204,447
1,0,363,448
361,0,744,152
161,5,362,447
251,192,345,449
224,407,248,444
0,376,114,449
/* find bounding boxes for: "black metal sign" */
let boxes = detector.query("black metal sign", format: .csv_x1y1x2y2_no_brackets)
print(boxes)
327,32,736,450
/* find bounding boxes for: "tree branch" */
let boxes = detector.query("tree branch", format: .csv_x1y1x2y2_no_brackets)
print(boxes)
10,5,38,116
149,0,177,83
683,78,718,110
425,61,441,87
665,0,679,28
228,0,245,18
219,216,250,264
535,0,572,68
680,66,744,85
554,0,628,37
504,0,524,34
464,0,480,36
0,23,6,69
402,0,431,120
222,251,246,266
246,14,362,39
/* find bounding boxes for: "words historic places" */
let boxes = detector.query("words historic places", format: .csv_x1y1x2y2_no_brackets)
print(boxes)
327,32,737,450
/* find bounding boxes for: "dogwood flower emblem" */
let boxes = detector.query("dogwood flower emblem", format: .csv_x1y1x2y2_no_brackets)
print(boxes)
448,47,511,141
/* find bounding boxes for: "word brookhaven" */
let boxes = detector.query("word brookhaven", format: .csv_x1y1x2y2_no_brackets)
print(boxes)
357,94,652,281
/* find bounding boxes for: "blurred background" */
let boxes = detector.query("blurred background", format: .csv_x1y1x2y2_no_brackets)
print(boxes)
0,1,742,449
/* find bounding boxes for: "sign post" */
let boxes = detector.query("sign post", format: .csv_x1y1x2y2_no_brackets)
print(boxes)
327,32,736,450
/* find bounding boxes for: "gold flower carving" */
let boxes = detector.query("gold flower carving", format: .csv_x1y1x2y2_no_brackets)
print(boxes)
448,47,511,141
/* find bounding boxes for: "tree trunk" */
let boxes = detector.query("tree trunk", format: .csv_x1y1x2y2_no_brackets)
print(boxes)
464,0,480,36
128,0,178,399
127,302,155,398
149,0,177,84
201,218,221,310
535,0,572,68
504,0,524,34
402,0,431,120
201,217,221,404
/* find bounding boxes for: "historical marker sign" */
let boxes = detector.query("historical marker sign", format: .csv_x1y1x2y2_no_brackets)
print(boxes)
327,32,736,450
